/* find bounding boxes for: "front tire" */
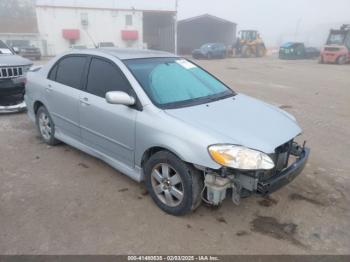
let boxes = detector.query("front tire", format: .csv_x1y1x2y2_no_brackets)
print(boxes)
337,55,347,65
144,151,203,216
36,106,60,146
318,56,324,64
242,46,252,58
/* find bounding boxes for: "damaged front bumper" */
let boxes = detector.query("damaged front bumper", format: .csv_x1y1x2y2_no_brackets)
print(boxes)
257,147,310,195
202,141,310,206
0,77,27,113
0,101,26,113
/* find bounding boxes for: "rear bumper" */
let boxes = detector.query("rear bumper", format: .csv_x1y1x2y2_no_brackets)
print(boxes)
20,52,41,59
257,147,310,195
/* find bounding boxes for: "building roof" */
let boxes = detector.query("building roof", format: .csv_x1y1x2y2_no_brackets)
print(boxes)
69,48,177,60
36,0,177,12
179,14,236,25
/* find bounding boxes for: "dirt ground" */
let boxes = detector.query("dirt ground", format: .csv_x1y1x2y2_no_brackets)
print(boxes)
1,56,350,255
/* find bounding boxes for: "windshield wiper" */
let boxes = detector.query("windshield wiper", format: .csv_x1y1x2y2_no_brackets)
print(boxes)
205,92,235,103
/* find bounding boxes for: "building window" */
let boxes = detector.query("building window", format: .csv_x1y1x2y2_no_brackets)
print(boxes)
125,15,133,26
81,13,89,27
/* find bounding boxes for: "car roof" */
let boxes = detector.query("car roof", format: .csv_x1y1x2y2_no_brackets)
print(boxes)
281,42,303,48
67,48,177,60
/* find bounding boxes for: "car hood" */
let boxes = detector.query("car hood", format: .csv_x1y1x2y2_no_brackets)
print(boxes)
0,54,33,67
192,49,203,54
165,94,302,153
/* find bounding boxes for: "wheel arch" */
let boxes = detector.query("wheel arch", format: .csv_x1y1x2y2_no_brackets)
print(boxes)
141,146,186,170
33,100,45,115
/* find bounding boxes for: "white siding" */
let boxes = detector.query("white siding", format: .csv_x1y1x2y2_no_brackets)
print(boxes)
36,7,144,55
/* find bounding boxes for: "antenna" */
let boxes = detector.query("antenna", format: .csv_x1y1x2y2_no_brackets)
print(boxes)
174,0,178,54
84,29,98,48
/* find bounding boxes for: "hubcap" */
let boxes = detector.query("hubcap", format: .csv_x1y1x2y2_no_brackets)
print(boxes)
38,112,52,140
151,163,184,207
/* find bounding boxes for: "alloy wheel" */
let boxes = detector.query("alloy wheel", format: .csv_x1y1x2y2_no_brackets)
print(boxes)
38,112,52,140
151,163,184,207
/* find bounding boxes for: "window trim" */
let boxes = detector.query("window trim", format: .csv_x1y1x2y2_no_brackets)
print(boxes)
84,55,143,111
47,54,89,90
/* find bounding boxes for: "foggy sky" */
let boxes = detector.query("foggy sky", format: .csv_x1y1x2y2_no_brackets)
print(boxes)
178,0,350,47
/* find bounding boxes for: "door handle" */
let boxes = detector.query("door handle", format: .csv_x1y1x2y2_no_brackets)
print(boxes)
80,97,90,106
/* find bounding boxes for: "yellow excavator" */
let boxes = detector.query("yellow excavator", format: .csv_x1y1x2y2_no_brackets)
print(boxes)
233,30,267,58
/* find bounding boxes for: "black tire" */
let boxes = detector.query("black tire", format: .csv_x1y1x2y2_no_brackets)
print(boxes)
144,151,204,216
207,52,213,60
36,106,60,146
241,46,252,58
337,55,347,65
256,45,266,57
318,56,324,64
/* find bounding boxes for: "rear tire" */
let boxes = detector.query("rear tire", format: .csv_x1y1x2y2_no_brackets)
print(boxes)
144,151,203,216
256,45,266,57
36,106,60,146
318,56,324,64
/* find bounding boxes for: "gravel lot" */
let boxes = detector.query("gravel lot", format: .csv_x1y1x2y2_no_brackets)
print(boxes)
1,56,350,255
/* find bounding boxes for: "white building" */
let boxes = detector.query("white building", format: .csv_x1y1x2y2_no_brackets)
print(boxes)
36,0,177,56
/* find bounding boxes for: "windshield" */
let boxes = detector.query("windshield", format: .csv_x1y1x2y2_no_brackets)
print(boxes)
7,40,30,47
124,58,234,109
327,33,345,45
200,44,213,50
0,40,13,55
241,31,257,41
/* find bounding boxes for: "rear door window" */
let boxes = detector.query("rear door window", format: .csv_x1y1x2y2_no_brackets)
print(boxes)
55,56,88,89
86,57,132,98
48,64,58,81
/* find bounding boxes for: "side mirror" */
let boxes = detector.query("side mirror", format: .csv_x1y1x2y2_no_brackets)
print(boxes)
105,91,136,106
13,47,19,54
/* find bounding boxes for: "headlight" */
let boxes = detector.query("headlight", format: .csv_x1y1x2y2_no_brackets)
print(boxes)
208,145,275,170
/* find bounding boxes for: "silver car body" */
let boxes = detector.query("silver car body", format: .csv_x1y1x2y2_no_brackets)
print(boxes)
25,49,302,183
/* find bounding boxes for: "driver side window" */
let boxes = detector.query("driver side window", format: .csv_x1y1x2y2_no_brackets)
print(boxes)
86,57,132,98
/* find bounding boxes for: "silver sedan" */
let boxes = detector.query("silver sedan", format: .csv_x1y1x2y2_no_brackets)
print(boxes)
25,48,309,216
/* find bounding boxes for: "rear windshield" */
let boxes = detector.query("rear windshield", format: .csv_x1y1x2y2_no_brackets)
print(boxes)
124,57,234,109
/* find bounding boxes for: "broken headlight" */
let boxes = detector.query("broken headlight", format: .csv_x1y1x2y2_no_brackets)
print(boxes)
208,145,275,170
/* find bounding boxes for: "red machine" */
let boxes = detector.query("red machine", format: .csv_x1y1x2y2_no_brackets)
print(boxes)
320,24,350,64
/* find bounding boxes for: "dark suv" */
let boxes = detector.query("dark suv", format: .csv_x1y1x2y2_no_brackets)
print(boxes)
0,40,32,112
192,43,227,59
8,40,41,61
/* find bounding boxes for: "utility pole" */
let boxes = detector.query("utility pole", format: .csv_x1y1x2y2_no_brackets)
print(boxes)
294,18,302,41
174,0,178,54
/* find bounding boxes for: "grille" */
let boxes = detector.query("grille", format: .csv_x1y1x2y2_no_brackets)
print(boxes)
0,66,24,79
325,47,340,52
